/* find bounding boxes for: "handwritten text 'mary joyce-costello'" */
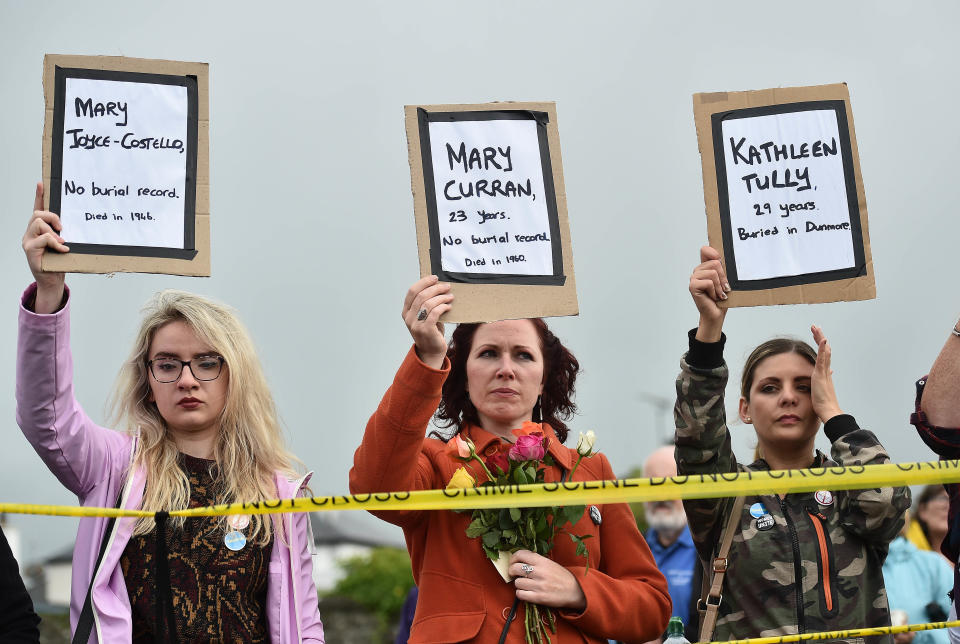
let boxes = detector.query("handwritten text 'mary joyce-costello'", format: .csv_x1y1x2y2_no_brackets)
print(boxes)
59,77,190,249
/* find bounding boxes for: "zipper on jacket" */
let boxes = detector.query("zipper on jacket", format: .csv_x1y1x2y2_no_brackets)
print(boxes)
780,497,806,633
806,508,838,617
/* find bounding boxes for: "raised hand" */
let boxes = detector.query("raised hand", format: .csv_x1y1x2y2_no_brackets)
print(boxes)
21,182,68,313
689,245,730,342
811,325,843,423
401,276,453,369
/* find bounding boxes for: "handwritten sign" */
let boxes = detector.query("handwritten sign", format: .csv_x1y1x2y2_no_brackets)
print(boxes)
406,103,577,323
421,111,562,284
694,84,874,306
43,55,209,276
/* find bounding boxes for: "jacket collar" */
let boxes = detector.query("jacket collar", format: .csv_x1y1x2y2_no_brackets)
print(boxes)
748,449,831,471
463,422,574,473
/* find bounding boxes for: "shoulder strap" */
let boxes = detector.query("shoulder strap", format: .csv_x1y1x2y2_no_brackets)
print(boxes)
697,495,745,643
72,494,122,644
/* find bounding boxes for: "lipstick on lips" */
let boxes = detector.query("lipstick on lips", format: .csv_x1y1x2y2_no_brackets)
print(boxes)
178,397,202,409
777,414,801,424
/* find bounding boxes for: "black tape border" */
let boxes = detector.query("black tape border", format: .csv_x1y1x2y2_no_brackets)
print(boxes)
50,66,199,261
417,108,565,286
711,100,866,291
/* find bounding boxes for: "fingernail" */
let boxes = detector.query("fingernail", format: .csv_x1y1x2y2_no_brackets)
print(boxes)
724,283,731,292
720,292,727,300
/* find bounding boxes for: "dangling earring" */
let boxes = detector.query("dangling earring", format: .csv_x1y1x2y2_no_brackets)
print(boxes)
533,395,542,423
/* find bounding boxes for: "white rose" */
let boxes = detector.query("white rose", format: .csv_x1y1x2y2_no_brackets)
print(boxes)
576,430,596,457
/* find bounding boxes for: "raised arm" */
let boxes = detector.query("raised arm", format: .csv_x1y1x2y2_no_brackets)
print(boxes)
675,246,737,556
17,182,129,499
809,326,910,543
348,277,454,528
920,321,960,428
22,182,68,314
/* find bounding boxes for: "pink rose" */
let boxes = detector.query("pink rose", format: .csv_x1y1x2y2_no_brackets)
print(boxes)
448,434,474,461
508,434,545,462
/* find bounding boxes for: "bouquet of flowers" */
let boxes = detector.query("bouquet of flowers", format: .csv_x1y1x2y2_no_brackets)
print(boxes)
446,422,598,644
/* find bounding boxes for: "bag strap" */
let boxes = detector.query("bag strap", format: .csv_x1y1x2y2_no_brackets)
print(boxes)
697,495,745,643
72,493,122,644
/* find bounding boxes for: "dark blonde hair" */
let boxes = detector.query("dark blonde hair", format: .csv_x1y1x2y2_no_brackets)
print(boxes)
740,338,817,400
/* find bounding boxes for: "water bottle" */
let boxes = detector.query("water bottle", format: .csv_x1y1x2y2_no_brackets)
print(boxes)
663,617,690,644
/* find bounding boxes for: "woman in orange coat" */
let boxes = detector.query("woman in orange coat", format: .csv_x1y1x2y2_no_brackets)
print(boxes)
350,276,671,643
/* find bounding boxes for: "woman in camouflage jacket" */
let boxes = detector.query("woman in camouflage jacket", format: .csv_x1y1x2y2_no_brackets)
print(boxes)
674,247,911,643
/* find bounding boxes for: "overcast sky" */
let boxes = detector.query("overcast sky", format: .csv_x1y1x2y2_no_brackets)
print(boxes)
2,1,958,564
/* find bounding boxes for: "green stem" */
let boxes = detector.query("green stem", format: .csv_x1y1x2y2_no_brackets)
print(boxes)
470,453,497,482
525,601,534,644
568,453,584,479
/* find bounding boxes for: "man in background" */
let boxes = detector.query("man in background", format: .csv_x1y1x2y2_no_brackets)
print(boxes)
644,446,698,637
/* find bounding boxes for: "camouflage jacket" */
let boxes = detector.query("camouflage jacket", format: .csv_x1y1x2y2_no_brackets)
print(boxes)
674,336,911,644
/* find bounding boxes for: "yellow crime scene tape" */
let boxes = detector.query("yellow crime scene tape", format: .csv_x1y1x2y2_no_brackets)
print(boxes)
705,620,960,644
3,461,959,644
1,459,958,519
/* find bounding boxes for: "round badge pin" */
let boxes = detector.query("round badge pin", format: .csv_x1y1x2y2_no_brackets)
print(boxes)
228,514,250,530
814,490,834,507
749,502,768,518
756,514,775,531
224,530,247,551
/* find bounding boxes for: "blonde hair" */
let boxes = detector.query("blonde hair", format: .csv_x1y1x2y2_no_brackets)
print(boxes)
110,290,300,544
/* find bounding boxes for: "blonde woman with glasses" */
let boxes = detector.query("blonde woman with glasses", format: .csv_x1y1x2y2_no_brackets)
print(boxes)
17,183,324,644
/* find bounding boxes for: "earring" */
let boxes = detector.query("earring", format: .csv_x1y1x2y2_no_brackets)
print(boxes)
745,417,752,423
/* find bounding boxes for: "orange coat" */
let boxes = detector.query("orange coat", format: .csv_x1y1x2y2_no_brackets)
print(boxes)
349,347,671,643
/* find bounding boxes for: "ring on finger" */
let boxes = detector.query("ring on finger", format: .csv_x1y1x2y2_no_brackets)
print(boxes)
520,563,534,576
417,308,428,321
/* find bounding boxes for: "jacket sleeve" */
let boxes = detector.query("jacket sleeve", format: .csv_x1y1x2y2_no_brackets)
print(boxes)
0,524,40,643
825,414,911,546
674,330,738,561
15,283,129,500
558,453,672,643
291,508,325,642
911,376,960,459
348,346,449,529
930,552,954,620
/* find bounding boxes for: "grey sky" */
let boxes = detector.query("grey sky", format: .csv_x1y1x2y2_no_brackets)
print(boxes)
1,1,957,564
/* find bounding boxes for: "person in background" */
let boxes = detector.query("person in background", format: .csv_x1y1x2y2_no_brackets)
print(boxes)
0,521,40,643
882,510,952,644
394,586,418,644
643,446,697,639
906,485,953,567
911,312,960,641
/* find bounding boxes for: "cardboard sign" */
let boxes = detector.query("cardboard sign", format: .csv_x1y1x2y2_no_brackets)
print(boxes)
405,102,577,322
42,54,210,276
693,84,874,306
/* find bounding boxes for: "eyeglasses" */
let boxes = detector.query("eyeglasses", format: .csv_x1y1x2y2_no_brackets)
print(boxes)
147,355,225,383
